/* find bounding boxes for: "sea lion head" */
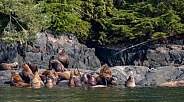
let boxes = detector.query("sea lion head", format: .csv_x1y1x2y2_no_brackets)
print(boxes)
11,70,19,78
58,48,65,54
12,62,19,68
26,61,38,74
22,63,33,74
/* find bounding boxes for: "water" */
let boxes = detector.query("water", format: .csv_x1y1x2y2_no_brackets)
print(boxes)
0,86,184,102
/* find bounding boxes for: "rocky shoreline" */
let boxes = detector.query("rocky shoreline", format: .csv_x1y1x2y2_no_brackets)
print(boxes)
1,31,184,87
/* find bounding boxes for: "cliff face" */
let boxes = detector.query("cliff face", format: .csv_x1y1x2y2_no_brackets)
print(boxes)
0,32,101,71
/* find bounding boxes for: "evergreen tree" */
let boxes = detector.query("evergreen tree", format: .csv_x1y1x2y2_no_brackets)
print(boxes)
0,0,50,44
0,0,184,45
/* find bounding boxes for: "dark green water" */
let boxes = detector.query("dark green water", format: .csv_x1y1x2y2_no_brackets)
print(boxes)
0,86,184,102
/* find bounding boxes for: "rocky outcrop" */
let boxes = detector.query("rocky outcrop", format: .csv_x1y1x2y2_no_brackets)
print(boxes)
93,42,184,68
0,31,101,71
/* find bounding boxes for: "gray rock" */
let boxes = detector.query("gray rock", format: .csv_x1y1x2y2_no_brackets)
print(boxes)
0,32,101,71
109,66,149,86
93,43,184,68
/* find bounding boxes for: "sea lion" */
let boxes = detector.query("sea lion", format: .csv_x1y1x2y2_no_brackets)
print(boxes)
157,80,184,87
96,64,113,85
74,68,83,77
49,56,55,69
99,64,112,78
125,75,136,88
74,76,83,87
42,69,59,86
87,74,96,86
39,74,47,84
20,63,34,83
57,70,71,80
45,75,54,88
58,48,69,68
0,62,19,70
96,76,113,85
31,71,44,88
50,60,66,72
82,73,88,85
10,70,30,87
26,61,38,74
68,70,75,87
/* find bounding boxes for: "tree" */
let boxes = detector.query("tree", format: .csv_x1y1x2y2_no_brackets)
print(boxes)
0,0,50,44
42,0,91,43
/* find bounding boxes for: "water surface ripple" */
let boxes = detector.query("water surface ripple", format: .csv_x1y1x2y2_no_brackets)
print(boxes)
0,86,184,102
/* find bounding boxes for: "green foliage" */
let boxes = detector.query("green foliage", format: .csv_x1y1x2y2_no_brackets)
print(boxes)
0,0,184,45
0,0,49,44
42,0,91,43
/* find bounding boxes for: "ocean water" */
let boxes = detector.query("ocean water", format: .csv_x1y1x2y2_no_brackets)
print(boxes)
0,86,184,102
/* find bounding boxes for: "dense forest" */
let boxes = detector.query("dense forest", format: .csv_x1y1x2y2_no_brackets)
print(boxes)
0,0,184,45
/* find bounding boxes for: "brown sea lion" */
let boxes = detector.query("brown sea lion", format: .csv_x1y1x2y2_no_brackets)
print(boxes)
0,62,19,70
50,60,66,72
74,76,83,87
74,68,83,77
96,76,113,85
57,70,71,80
42,70,50,76
68,70,75,87
58,48,69,68
96,64,113,85
31,71,44,88
87,74,96,86
99,64,112,78
20,63,34,83
49,69,59,86
49,56,55,69
45,76,54,88
10,70,30,87
157,80,184,87
125,75,136,88
42,69,59,86
26,61,38,74
39,74,47,84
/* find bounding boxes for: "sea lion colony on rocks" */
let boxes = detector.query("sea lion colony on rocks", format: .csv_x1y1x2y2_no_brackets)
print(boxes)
8,62,119,88
2,47,182,88
0,48,119,88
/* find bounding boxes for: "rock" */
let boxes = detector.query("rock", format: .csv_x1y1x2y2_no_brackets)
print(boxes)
0,32,101,71
136,66,184,86
91,42,184,68
108,66,149,86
